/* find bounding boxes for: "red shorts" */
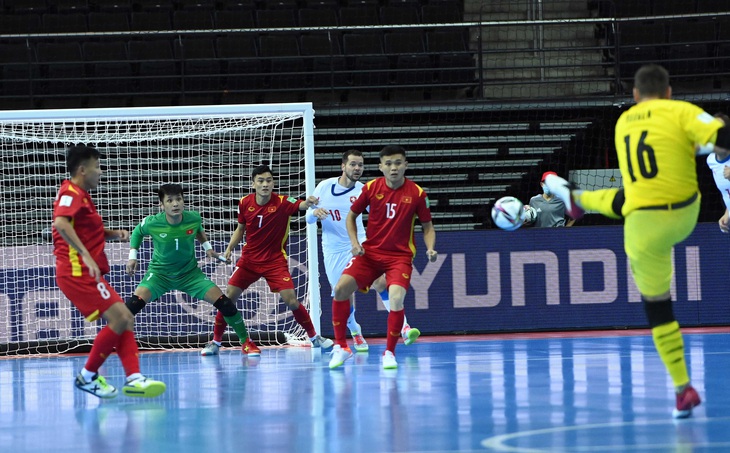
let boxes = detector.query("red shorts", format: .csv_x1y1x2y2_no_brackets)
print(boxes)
228,257,295,293
56,274,123,322
342,251,413,291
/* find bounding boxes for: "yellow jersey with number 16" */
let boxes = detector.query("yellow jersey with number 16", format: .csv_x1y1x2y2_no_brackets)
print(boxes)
614,98,723,215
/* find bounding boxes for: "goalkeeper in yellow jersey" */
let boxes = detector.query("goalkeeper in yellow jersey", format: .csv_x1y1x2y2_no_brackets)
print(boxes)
545,64,728,419
125,184,256,354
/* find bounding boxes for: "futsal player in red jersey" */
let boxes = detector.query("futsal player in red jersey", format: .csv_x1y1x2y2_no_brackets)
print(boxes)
204,164,334,354
329,145,438,370
53,145,166,399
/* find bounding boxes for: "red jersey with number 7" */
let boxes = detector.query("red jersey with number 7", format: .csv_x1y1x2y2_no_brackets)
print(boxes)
52,180,110,277
237,193,303,263
350,177,432,258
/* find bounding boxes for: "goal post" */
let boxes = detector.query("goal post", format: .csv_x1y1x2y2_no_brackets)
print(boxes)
0,102,320,355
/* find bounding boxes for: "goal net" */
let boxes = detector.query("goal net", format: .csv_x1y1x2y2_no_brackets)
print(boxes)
0,103,319,355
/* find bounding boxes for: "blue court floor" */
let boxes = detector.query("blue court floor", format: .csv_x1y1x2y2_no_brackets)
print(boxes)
1,330,729,452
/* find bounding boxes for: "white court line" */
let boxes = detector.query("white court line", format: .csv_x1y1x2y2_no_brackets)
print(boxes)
481,417,730,452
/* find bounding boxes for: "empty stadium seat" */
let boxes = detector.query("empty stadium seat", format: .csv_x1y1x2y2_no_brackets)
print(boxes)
173,10,214,30
174,38,221,91
343,33,390,86
36,42,86,95
82,40,133,94
216,35,263,90
214,10,255,29
88,12,130,32
0,42,38,96
259,35,307,89
128,39,179,92
42,13,88,33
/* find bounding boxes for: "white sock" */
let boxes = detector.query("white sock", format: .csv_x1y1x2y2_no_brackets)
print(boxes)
379,290,390,311
347,308,360,333
126,372,143,382
80,368,96,382
213,340,222,346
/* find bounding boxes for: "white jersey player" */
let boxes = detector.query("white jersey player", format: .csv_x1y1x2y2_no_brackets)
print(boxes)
707,151,730,232
306,150,420,352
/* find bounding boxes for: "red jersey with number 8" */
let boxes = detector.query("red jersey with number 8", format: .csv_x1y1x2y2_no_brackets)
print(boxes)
52,180,110,277
350,177,432,258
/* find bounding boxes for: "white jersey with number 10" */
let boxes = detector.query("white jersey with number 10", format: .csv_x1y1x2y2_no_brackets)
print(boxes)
306,176,367,254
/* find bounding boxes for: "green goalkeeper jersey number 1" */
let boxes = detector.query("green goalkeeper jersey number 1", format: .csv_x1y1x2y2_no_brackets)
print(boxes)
130,210,204,277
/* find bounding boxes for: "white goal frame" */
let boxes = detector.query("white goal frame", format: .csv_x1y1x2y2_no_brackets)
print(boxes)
0,102,320,354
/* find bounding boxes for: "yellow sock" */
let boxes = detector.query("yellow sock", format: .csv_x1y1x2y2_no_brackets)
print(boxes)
651,321,690,388
575,188,623,219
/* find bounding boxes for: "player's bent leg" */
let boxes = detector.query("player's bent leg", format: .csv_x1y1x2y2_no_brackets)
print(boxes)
577,188,624,220
213,294,249,344
543,174,585,219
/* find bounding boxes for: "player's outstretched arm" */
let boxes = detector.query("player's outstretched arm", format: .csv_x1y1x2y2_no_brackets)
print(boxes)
421,221,438,262
224,223,245,261
346,210,364,256
197,230,230,263
299,195,318,211
105,229,129,241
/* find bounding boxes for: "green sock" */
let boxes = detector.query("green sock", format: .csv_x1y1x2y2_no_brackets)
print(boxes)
223,311,249,345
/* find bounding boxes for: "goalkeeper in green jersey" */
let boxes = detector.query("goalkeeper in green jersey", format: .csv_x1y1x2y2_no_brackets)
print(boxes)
125,184,251,348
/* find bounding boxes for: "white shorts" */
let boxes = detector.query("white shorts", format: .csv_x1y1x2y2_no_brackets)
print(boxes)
323,249,354,296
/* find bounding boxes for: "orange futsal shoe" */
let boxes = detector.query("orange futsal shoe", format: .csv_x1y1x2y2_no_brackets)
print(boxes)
242,338,261,357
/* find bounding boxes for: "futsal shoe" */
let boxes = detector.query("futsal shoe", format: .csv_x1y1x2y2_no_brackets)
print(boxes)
311,335,334,350
122,376,167,398
673,384,701,419
382,350,398,369
242,338,261,356
75,373,118,399
543,174,585,220
402,325,421,346
351,332,369,353
328,344,353,369
200,341,220,356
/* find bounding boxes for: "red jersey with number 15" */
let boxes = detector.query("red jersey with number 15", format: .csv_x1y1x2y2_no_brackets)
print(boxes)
350,177,432,258
237,193,303,263
52,180,110,277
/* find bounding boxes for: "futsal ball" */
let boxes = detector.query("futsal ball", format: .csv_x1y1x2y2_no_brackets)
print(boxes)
522,205,537,225
491,196,525,231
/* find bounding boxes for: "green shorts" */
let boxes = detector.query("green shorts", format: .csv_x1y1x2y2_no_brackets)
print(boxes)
138,266,218,302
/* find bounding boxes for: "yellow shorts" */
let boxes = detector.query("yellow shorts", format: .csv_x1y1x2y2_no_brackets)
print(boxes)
623,196,700,297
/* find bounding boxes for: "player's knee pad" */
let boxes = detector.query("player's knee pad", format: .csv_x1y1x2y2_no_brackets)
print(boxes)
125,295,147,316
643,297,675,328
611,188,625,219
213,295,238,317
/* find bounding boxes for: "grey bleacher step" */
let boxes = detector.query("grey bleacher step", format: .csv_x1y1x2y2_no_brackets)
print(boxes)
483,80,612,98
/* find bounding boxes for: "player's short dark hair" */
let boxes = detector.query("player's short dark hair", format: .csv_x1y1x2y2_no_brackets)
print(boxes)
157,183,184,202
66,145,101,176
251,164,273,179
634,64,670,98
379,145,406,160
342,149,363,163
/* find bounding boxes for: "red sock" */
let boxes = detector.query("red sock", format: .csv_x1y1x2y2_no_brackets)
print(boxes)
292,304,317,338
332,299,351,348
116,330,140,377
213,311,227,343
387,309,405,353
84,325,120,373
